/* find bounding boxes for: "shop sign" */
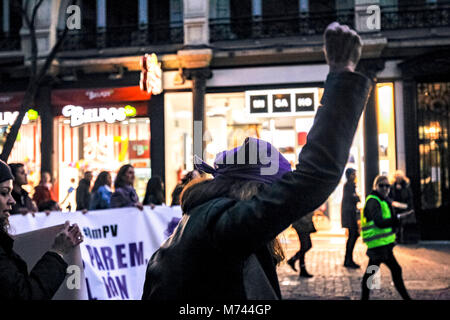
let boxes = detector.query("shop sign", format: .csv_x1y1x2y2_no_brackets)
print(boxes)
246,88,318,117
0,110,37,126
295,93,315,112
129,140,150,159
249,95,268,114
273,94,291,113
62,105,137,127
140,53,162,95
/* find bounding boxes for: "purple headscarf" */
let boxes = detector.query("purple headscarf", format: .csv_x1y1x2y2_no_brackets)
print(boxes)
194,137,292,184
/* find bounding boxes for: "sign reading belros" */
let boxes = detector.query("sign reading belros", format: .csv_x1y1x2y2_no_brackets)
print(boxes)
62,105,137,127
246,88,319,117
140,53,162,95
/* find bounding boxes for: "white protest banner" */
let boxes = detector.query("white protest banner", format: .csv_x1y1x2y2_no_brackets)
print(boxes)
9,205,182,300
13,224,88,300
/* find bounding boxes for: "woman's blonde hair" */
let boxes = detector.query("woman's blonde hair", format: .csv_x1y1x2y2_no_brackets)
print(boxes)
392,170,410,185
372,175,389,190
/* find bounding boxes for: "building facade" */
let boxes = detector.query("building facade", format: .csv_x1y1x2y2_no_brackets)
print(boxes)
0,0,448,239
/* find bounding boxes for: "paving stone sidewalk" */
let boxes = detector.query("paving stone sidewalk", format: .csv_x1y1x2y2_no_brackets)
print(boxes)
276,229,450,300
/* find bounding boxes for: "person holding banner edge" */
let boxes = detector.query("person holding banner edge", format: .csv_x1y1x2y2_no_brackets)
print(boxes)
142,22,373,300
0,160,84,300
111,164,144,210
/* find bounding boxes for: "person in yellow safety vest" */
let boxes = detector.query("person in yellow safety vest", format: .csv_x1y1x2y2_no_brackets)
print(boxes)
360,175,412,300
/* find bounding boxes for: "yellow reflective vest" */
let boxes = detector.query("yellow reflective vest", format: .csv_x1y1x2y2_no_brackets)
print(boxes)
361,195,396,249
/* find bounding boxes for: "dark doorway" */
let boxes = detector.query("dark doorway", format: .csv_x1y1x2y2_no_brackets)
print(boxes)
416,82,450,239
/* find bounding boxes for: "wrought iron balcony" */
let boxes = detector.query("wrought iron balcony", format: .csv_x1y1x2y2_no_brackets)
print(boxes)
58,21,183,51
381,3,450,30
0,33,21,51
210,11,354,42
209,2,450,42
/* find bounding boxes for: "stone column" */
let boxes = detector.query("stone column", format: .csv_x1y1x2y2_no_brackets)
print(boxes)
182,0,209,46
357,59,385,197
149,93,166,183
183,67,212,161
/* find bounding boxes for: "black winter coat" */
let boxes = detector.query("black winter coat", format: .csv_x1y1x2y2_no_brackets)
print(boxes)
0,231,68,300
341,181,360,229
389,181,414,213
363,190,400,259
76,179,91,210
141,71,372,300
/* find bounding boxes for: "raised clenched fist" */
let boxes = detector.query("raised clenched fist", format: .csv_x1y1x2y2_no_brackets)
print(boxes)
323,22,362,73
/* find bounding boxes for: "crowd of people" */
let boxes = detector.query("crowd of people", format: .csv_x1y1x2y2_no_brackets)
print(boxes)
5,164,195,216
0,22,416,301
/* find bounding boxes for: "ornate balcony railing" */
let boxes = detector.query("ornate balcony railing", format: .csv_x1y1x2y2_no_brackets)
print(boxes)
210,11,354,42
0,33,21,51
380,3,450,30
58,21,183,51
209,2,450,42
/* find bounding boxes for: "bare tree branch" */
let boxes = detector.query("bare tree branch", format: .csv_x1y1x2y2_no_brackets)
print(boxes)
36,0,77,83
31,0,45,26
14,0,38,78
0,0,77,161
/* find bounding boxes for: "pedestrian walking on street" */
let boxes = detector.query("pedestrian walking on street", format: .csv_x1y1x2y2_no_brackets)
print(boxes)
32,171,55,209
141,22,373,300
111,164,143,210
361,175,412,300
389,170,417,243
0,159,84,299
76,171,92,211
287,212,316,277
341,167,361,268
8,163,38,215
89,171,113,210
143,176,165,206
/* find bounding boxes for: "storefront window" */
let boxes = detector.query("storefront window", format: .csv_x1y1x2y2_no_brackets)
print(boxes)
52,86,151,210
417,82,450,210
205,88,365,233
0,92,42,194
376,83,397,178
165,92,193,205
0,119,42,193
56,118,151,210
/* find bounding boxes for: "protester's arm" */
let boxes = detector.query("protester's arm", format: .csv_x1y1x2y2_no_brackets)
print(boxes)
208,71,371,253
0,249,67,300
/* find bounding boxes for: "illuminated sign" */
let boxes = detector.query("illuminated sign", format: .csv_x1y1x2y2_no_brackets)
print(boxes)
85,90,114,100
140,53,162,95
272,94,291,113
249,95,268,114
246,88,318,117
62,105,137,127
295,93,315,112
0,110,38,126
